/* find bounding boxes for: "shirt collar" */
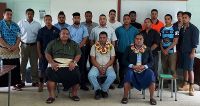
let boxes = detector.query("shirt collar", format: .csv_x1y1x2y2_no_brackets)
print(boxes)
98,25,108,28
24,19,35,24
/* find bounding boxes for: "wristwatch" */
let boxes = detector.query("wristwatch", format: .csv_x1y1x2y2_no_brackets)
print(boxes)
73,60,78,65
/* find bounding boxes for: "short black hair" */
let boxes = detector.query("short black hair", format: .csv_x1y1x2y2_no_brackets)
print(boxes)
165,14,173,20
144,18,152,23
151,9,158,13
123,14,130,18
109,9,116,14
85,11,92,15
4,8,12,14
99,14,106,17
44,15,52,19
183,12,192,18
72,12,80,17
177,11,183,16
26,8,34,14
58,11,65,17
129,11,136,15
60,27,69,32
99,31,108,37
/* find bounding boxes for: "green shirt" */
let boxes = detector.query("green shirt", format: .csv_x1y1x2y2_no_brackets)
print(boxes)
45,39,81,59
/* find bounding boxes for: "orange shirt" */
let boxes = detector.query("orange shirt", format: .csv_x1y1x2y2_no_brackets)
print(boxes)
151,20,164,33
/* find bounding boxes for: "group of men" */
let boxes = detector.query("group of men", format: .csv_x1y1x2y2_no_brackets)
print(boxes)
0,8,199,105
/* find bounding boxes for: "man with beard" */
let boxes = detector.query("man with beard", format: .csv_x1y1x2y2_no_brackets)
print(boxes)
68,12,89,91
54,11,69,30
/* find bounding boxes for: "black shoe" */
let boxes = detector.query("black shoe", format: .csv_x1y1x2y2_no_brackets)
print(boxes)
32,82,39,87
63,87,69,91
20,82,25,88
95,89,102,100
109,84,115,89
117,83,123,88
101,91,108,98
114,80,119,84
80,85,89,91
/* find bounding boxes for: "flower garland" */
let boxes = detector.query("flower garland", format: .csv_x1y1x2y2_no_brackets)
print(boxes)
95,41,113,54
130,44,147,54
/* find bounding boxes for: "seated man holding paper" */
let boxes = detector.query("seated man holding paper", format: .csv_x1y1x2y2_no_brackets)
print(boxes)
45,28,81,103
121,34,156,105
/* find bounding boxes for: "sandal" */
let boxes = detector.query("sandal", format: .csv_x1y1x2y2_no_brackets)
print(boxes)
12,84,22,91
46,97,55,104
150,98,157,105
121,98,128,104
71,96,80,101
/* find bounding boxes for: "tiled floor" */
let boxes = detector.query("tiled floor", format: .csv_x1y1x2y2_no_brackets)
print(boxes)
0,85,200,106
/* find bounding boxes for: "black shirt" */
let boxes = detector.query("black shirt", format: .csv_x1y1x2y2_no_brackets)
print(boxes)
37,26,60,54
140,29,161,55
130,22,142,30
179,23,199,53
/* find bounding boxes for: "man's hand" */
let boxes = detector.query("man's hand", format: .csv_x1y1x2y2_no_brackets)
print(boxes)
190,52,195,59
132,65,140,72
10,45,19,52
50,62,59,71
69,62,76,71
162,49,168,55
138,65,145,71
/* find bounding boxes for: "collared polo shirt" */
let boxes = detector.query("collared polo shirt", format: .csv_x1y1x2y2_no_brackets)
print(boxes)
45,39,81,59
90,44,115,68
90,25,117,42
37,25,60,54
54,23,70,30
81,21,98,36
67,24,88,44
115,25,138,53
18,19,41,43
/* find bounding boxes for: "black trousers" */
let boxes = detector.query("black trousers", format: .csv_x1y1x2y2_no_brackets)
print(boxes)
117,52,126,84
78,46,88,86
0,58,21,87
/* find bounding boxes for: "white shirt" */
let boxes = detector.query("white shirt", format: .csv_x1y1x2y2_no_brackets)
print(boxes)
89,25,117,42
18,19,41,43
107,21,122,30
90,44,115,69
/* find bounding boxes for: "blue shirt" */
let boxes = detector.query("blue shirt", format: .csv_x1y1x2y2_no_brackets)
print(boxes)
67,25,88,44
115,25,139,53
160,25,179,54
54,23,70,30
37,26,60,54
0,19,21,45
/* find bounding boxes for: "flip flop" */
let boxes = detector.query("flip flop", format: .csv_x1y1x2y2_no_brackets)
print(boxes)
71,96,80,101
46,97,55,104
121,98,128,104
150,98,157,105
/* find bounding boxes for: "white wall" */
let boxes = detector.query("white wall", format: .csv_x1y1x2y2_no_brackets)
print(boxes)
1,0,200,51
121,0,187,23
0,0,50,25
50,0,117,25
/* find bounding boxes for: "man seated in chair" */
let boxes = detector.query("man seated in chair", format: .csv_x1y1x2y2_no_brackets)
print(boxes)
45,28,81,103
121,34,157,105
88,31,116,100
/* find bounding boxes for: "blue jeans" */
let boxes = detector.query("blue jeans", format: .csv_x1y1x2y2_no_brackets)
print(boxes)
88,67,116,92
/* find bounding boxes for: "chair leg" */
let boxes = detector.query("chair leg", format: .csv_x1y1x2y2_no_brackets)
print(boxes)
175,79,177,101
68,88,72,97
56,83,60,98
129,90,131,99
157,77,161,97
160,78,163,101
171,79,173,98
142,89,145,99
